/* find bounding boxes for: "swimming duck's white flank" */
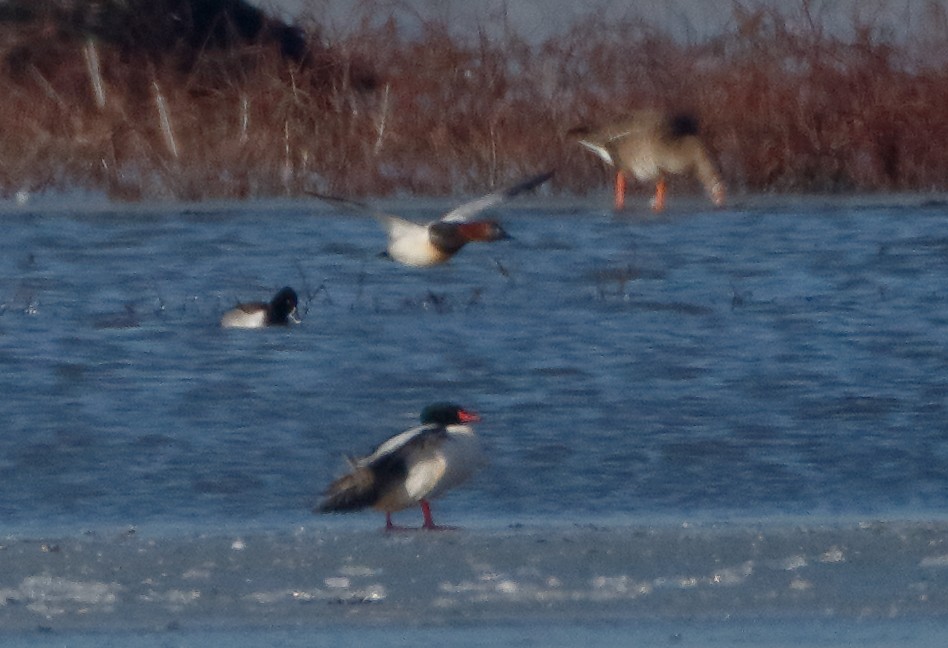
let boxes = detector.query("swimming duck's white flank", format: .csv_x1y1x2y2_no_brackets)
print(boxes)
309,171,553,267
569,110,725,212
220,286,300,329
317,402,485,530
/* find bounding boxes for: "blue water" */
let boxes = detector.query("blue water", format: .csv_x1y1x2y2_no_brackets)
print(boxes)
1,196,947,533
2,195,948,641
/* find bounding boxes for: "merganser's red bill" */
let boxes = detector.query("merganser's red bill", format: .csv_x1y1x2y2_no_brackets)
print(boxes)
458,409,481,424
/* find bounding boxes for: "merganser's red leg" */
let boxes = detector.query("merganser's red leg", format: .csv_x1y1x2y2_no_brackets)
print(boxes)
420,500,455,531
421,500,437,529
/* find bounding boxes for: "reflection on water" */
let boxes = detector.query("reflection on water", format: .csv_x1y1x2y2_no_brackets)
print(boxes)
0,199,947,531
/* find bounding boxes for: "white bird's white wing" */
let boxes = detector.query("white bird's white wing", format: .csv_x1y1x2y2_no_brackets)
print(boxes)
577,140,615,166
440,170,554,223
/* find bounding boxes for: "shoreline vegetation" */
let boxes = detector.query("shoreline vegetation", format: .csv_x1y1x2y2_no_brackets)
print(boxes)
1,0,947,202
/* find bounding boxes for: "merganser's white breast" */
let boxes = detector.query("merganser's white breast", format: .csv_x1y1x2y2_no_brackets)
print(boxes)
415,424,483,500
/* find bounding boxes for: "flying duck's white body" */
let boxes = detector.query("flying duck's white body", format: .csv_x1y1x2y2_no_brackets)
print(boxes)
380,216,452,267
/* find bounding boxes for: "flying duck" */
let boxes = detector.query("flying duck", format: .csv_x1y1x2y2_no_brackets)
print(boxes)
309,171,553,267
317,402,485,530
569,110,725,212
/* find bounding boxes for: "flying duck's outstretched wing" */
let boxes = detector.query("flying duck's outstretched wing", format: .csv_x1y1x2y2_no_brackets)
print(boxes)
440,170,554,223
309,190,456,266
307,191,408,226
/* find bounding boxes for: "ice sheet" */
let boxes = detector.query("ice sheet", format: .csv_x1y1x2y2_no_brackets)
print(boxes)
2,520,947,636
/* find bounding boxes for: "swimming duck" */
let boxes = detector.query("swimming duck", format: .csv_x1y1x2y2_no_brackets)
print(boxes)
309,171,553,267
568,110,725,212
317,402,485,530
220,286,300,328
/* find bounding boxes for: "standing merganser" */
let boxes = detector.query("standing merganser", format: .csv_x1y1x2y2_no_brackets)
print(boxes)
317,402,485,530
568,110,725,212
309,171,553,267
220,286,301,328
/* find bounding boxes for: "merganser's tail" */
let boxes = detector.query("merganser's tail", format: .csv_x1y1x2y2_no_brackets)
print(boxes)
317,464,378,512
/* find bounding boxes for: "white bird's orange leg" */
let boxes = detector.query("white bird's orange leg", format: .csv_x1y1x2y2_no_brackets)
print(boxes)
651,177,667,213
614,171,626,211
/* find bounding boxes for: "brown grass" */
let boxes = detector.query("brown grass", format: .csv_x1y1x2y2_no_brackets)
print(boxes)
1,0,947,200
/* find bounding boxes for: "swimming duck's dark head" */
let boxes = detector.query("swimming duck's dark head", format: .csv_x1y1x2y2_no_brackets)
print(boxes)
268,286,299,324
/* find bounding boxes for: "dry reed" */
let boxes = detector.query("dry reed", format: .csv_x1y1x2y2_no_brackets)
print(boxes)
0,0,946,200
